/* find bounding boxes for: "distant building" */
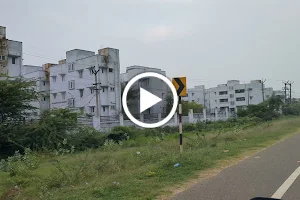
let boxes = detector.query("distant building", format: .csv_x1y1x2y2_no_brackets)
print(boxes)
121,66,169,115
22,65,51,116
183,85,205,105
273,90,285,99
0,26,23,78
183,80,273,115
49,48,121,119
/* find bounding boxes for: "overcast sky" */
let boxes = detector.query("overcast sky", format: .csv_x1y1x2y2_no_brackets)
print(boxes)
1,0,300,97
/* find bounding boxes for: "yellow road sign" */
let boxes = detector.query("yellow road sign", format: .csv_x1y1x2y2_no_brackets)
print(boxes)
172,77,187,96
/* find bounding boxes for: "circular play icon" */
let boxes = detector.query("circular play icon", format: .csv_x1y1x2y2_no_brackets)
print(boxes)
122,72,178,128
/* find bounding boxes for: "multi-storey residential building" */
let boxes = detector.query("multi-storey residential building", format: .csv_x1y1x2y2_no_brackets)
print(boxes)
49,48,121,119
183,80,273,115
0,26,22,78
22,64,51,116
121,66,169,115
183,85,205,105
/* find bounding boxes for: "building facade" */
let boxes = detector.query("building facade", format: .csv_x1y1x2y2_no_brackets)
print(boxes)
0,26,23,78
49,48,121,119
183,85,205,105
22,65,51,116
184,80,273,115
121,66,169,115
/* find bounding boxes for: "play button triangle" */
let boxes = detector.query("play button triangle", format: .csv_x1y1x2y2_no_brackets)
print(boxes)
140,87,162,113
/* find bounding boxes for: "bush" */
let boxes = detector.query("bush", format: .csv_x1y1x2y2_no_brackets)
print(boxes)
1,148,39,177
183,123,196,132
112,126,140,139
68,126,107,151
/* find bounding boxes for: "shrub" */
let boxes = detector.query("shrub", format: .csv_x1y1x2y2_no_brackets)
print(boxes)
2,148,39,177
68,126,107,151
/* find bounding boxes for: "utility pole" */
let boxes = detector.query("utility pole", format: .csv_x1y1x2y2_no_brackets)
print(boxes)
261,79,266,102
283,81,289,104
92,66,101,117
289,81,294,104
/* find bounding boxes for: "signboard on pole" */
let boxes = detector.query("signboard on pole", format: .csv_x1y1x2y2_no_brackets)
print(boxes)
172,77,187,97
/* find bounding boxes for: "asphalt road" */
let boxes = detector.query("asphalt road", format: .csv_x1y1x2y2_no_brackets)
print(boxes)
172,133,300,200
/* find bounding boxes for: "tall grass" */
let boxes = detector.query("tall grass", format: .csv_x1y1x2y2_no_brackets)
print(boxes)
1,117,300,200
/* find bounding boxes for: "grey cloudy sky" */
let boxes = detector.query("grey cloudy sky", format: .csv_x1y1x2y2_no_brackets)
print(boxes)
1,0,300,96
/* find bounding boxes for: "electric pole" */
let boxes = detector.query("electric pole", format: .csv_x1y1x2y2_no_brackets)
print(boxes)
289,81,294,104
261,79,266,102
282,81,288,104
92,66,101,117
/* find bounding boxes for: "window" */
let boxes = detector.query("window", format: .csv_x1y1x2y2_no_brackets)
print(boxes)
103,88,105,92
89,68,93,75
109,68,113,72
192,93,194,96
111,105,115,110
220,99,228,103
68,98,75,107
103,106,106,112
230,94,234,98
90,88,94,94
68,63,74,72
68,80,75,90
52,76,57,82
110,87,115,92
248,88,252,91
43,81,46,86
43,97,46,101
52,93,57,99
0,55,5,60
61,92,66,100
229,86,234,90
250,96,253,100
236,97,245,101
186,94,188,97
230,101,235,105
78,70,83,78
102,68,104,73
79,89,84,97
192,100,195,102
235,89,245,93
12,57,15,64
90,106,95,113
219,91,228,95
61,74,65,82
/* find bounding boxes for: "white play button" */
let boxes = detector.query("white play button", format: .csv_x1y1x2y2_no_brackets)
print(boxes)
139,87,162,113
122,72,178,128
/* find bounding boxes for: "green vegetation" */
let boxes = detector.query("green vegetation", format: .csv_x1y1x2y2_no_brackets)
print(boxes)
164,94,203,115
2,77,300,199
1,117,300,200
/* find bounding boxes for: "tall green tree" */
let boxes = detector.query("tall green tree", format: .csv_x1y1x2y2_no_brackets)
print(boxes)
182,101,204,116
164,94,174,114
0,77,38,123
0,77,39,156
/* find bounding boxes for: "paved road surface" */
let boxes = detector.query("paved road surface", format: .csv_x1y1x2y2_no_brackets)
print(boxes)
172,133,300,200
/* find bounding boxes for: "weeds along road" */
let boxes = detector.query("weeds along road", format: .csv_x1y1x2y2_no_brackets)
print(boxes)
172,132,300,200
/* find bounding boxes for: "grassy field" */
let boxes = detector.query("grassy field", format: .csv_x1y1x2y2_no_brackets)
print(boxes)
1,117,300,200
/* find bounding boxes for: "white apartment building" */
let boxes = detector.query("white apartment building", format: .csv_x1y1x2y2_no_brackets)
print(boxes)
121,66,169,115
183,85,205,105
22,65,51,116
184,80,273,115
0,26,23,78
49,48,121,119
